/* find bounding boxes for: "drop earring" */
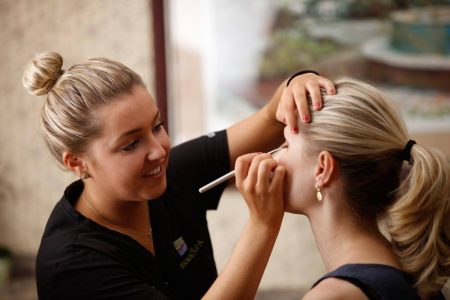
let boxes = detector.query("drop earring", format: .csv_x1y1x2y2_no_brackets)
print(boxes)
316,184,322,201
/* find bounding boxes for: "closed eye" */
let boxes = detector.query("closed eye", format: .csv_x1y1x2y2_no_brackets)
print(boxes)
121,140,139,152
153,121,165,133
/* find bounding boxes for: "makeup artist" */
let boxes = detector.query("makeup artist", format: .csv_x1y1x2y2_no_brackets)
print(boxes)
23,52,335,300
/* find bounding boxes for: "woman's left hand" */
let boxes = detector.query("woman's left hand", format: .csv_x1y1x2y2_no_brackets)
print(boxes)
276,73,335,134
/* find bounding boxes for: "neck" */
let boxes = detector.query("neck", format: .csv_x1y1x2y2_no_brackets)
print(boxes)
78,182,151,236
306,198,401,272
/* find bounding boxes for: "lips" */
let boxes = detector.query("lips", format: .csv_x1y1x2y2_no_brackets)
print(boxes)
144,165,162,177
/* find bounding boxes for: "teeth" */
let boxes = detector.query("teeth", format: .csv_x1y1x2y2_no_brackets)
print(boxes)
146,166,161,176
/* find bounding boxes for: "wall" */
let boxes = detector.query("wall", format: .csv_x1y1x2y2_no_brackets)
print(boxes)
0,0,153,256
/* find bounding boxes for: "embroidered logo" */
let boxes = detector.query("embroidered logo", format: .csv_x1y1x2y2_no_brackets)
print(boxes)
173,236,188,256
179,240,205,269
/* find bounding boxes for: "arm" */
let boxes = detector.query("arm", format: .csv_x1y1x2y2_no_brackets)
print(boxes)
203,153,285,299
226,73,335,169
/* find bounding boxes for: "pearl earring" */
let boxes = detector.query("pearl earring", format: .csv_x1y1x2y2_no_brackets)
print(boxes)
316,185,322,201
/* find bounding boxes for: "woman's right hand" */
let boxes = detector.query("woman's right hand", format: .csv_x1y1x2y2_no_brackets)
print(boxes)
235,153,286,228
203,154,286,300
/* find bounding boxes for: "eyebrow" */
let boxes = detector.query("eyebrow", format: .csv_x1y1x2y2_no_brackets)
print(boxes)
115,110,161,143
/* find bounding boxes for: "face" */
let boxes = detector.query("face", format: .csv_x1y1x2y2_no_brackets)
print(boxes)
276,127,317,214
83,85,171,202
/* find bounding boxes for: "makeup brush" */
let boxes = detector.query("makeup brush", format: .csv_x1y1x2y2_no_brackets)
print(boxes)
198,145,287,193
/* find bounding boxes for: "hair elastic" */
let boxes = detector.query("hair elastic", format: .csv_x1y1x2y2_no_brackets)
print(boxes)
401,140,416,162
286,70,320,87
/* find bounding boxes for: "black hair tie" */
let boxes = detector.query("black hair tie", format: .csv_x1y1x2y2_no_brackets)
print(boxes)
286,70,320,87
401,140,416,163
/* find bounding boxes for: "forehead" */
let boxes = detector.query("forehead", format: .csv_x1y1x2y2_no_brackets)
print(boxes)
95,85,157,135
284,126,308,148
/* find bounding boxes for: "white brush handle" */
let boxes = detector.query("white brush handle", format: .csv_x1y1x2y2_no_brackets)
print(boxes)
198,145,286,193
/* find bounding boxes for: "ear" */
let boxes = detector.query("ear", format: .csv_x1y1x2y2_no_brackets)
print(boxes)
314,151,336,187
63,151,87,178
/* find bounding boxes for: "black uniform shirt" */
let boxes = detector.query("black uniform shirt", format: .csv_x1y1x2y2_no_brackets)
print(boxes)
36,130,230,300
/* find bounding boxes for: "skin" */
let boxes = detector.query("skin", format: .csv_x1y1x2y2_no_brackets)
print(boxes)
62,73,336,299
277,129,402,300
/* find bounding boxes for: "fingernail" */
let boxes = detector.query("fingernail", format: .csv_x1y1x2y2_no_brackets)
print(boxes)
303,115,310,122
314,104,321,109
291,127,298,134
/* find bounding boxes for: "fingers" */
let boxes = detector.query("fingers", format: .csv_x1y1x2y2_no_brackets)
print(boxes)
293,87,309,124
279,88,298,133
256,158,279,190
235,153,286,226
290,75,321,124
270,165,286,192
235,153,282,193
306,80,321,111
318,77,336,95
246,154,272,190
278,73,336,134
235,153,259,190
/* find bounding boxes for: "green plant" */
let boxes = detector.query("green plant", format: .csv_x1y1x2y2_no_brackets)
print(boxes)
259,27,342,80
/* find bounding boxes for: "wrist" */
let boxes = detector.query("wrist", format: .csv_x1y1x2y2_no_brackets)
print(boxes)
248,216,283,235
286,70,320,87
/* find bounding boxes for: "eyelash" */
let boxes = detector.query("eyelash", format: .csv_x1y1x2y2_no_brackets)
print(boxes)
121,141,139,152
120,122,165,152
153,121,165,133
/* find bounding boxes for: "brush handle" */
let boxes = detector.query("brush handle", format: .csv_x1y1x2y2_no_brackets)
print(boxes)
198,145,286,193
198,170,236,193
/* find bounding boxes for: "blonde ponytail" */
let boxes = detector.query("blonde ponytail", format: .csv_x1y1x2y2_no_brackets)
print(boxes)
388,145,450,297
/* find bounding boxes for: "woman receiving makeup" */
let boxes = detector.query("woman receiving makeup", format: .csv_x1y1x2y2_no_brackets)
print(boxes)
276,78,449,300
23,52,334,299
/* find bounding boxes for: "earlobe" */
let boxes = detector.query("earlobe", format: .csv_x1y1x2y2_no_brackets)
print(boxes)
314,151,335,187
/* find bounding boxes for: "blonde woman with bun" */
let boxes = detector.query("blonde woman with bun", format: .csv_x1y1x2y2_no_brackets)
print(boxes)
23,51,334,300
275,78,449,300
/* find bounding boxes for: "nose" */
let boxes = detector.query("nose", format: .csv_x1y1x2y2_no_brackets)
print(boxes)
146,136,167,161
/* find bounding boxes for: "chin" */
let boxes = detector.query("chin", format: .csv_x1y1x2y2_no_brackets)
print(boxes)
284,201,305,215
285,205,299,214
147,179,167,200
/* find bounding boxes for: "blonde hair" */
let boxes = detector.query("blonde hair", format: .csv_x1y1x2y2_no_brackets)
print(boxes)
301,78,450,297
23,52,145,168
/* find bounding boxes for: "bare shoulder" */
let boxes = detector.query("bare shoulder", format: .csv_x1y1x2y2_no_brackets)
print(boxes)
303,278,368,300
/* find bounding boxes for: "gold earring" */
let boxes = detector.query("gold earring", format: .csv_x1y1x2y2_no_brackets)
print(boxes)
316,185,322,201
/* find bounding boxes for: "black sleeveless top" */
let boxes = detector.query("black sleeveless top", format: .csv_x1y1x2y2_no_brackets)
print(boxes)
312,264,445,300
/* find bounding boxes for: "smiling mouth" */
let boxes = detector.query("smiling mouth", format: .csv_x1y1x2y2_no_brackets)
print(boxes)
144,165,162,177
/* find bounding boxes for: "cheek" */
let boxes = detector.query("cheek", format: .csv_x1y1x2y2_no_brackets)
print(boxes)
280,157,315,213
158,129,171,153
284,169,303,209
278,156,298,207
162,134,171,153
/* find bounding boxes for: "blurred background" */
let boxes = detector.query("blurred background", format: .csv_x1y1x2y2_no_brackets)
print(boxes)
0,0,449,299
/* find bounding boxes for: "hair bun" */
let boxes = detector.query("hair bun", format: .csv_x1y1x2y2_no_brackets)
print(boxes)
23,51,64,96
